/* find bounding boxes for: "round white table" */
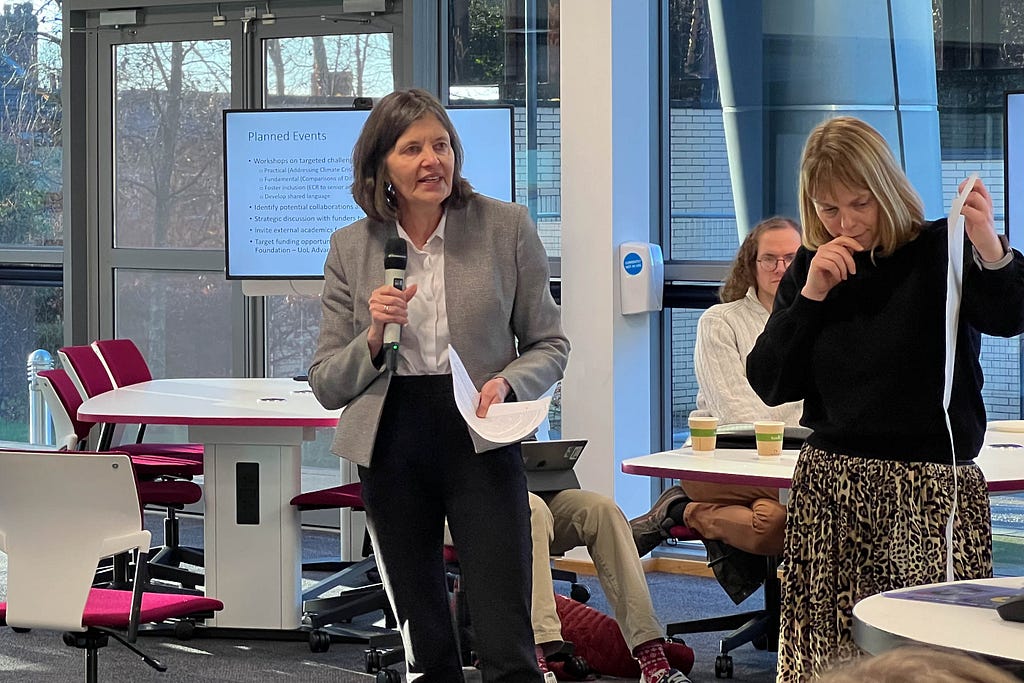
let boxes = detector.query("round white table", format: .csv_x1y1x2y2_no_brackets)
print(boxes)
852,577,1024,664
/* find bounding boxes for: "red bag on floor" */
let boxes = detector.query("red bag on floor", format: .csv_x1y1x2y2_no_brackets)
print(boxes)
551,593,694,680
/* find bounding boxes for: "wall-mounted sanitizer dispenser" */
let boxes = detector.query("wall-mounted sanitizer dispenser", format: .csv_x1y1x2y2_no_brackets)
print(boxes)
618,242,664,315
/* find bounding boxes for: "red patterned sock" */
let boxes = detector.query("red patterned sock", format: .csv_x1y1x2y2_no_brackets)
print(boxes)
535,644,551,674
633,638,670,682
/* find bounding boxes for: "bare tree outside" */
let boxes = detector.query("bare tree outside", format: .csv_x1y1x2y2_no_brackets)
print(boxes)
264,33,394,105
112,39,233,377
0,1,63,442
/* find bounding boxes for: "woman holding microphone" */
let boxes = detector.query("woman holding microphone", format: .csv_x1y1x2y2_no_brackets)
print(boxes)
309,88,569,682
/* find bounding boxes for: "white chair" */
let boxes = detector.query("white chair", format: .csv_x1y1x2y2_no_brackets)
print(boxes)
0,450,222,682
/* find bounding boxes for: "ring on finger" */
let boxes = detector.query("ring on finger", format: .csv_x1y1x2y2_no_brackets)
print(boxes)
385,304,390,313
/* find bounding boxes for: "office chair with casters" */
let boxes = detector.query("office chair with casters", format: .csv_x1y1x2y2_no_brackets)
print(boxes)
290,482,399,654
37,368,205,590
663,525,780,680
0,450,223,683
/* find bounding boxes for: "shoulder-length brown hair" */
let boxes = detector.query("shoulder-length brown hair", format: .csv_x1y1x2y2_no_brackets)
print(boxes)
350,88,475,222
798,116,924,257
719,216,800,304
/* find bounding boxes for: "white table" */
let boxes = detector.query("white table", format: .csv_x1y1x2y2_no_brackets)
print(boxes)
624,438,1024,669
79,378,341,630
622,442,1024,493
852,577,1024,664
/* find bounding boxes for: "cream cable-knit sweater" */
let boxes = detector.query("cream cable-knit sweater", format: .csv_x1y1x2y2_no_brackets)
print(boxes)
692,286,803,426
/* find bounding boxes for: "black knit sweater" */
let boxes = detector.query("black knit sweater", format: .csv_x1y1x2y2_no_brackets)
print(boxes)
747,219,1024,464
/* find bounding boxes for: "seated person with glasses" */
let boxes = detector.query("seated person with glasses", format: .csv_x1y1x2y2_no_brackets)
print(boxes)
630,216,803,601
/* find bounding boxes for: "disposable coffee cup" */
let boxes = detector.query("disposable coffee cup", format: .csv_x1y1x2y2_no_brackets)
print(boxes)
754,421,786,457
688,416,718,455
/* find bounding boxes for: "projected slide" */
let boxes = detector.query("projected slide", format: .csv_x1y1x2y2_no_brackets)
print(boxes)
223,106,514,279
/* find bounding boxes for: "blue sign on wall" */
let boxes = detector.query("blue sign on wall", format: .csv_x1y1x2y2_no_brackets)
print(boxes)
623,252,643,275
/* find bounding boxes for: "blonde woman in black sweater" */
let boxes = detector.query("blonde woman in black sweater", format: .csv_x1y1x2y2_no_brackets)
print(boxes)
748,116,1024,682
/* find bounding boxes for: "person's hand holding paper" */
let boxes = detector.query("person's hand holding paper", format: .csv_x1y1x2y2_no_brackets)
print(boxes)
449,344,551,449
956,174,1003,263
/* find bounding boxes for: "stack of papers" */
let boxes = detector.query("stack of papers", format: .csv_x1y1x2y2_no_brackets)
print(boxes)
449,345,551,449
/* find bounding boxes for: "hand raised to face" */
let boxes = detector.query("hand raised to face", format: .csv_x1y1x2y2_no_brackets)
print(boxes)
801,235,864,301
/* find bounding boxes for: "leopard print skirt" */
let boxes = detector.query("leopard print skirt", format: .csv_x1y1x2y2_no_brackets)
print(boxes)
776,446,992,683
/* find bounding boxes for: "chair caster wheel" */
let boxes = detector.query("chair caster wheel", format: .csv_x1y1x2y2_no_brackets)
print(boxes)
569,583,590,603
308,630,331,653
564,654,590,678
12,627,30,634
173,620,196,640
715,654,734,678
365,648,382,673
376,669,400,683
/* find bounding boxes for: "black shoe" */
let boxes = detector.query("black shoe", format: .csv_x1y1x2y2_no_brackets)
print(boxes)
629,485,689,556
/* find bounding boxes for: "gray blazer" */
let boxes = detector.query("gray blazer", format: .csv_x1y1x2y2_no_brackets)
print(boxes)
308,194,570,466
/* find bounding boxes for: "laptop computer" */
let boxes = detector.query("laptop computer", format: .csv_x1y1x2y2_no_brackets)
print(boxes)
521,439,588,492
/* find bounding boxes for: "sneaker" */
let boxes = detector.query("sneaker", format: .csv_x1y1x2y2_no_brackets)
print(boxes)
629,485,689,556
640,668,692,683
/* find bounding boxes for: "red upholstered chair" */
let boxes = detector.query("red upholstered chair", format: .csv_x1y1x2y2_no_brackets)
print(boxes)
0,450,222,683
58,343,202,462
91,338,153,386
37,368,205,589
38,369,201,480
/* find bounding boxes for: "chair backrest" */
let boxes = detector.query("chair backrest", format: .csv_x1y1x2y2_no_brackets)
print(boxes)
92,338,153,387
59,345,115,398
0,450,150,631
36,369,93,449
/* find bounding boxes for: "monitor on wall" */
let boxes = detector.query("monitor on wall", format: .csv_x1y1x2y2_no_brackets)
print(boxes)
1005,91,1024,254
222,105,515,282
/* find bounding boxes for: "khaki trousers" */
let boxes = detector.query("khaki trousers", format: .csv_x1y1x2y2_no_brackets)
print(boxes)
529,489,664,652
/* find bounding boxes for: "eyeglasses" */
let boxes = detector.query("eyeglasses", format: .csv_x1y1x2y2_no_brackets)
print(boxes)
756,255,795,272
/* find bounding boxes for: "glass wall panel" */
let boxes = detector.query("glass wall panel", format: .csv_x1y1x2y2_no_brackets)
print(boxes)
266,295,322,379
660,0,1024,568
666,0,729,262
264,34,395,104
262,30,396,493
448,0,562,254
113,269,232,377
0,282,62,442
933,0,1024,574
0,2,62,443
113,40,231,249
113,268,233,447
0,2,62,249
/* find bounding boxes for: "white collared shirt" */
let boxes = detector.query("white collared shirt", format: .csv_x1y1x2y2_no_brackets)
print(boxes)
394,215,451,375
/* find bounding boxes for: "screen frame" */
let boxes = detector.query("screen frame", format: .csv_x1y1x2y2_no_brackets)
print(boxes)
222,104,516,281
1005,90,1023,253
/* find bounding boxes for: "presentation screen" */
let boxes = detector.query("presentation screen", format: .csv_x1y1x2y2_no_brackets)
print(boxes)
223,105,515,279
1006,91,1024,253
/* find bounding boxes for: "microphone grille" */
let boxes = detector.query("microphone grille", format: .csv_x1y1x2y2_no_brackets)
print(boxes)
384,237,407,269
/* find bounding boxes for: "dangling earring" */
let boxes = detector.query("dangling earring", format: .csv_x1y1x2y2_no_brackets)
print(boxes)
384,182,396,207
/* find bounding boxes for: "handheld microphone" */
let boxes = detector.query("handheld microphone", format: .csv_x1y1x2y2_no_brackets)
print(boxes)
383,237,407,372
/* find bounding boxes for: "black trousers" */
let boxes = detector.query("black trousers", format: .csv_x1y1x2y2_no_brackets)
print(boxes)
359,375,541,683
